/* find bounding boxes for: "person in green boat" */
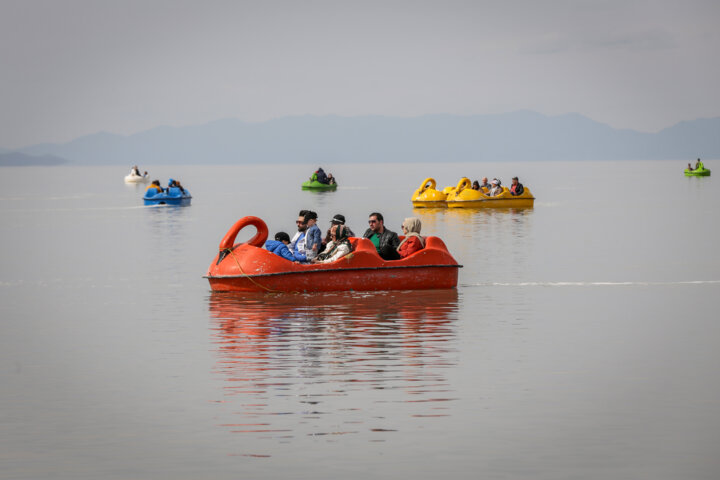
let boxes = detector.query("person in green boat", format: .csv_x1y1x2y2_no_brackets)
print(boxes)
695,158,704,170
687,163,694,171
312,167,329,184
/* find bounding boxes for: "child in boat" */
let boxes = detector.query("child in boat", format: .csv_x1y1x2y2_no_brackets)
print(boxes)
266,232,296,262
313,225,352,263
397,217,425,258
303,211,322,261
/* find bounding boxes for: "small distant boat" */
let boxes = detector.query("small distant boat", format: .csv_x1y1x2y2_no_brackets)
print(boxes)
302,180,337,191
685,164,711,176
446,178,535,208
124,173,149,183
143,186,192,206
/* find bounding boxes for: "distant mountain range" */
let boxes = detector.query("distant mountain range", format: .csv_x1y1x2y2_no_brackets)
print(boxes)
4,111,719,165
0,151,68,166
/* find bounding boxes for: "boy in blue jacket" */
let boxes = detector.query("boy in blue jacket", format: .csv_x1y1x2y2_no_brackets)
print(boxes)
265,232,296,262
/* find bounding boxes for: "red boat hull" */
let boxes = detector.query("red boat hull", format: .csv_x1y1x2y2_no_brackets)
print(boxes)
205,216,461,293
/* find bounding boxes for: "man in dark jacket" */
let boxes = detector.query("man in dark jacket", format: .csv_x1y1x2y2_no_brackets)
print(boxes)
363,212,400,260
315,167,329,184
510,177,525,196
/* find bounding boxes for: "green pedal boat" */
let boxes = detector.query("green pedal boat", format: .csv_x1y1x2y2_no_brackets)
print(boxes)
302,180,338,191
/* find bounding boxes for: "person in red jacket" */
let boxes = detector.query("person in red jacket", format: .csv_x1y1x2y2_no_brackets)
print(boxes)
397,217,425,258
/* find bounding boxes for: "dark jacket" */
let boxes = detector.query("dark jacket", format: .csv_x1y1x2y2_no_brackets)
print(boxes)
363,227,400,259
510,182,524,196
316,168,328,184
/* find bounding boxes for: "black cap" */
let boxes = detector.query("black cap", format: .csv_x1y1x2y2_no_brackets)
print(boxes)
331,214,345,225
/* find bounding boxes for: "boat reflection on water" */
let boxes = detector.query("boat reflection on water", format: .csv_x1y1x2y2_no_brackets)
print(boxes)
207,289,460,447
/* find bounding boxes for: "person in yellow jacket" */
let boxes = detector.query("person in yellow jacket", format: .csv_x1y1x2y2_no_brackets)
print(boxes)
146,180,164,194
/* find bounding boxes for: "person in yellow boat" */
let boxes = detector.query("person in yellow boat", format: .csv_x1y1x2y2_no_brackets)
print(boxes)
479,177,490,190
488,179,503,196
471,180,481,190
510,177,525,196
146,180,163,194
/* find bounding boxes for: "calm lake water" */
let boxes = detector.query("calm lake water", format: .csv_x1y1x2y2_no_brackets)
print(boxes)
1,161,719,479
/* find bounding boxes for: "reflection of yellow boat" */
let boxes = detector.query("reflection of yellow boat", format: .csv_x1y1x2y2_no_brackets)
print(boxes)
411,177,451,208
445,177,535,208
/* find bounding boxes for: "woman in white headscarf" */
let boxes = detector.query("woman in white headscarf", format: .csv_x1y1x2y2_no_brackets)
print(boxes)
397,217,425,258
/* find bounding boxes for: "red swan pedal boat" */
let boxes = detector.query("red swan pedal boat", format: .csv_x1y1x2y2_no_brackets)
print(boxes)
205,216,462,293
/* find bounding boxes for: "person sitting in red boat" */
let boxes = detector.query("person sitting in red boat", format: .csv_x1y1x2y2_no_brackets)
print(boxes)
322,214,355,251
509,176,525,196
265,231,296,262
303,211,322,261
397,217,425,258
313,224,352,264
290,210,311,263
363,212,400,260
146,180,164,194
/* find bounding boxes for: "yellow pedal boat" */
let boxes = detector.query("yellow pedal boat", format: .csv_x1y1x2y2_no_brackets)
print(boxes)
445,177,535,208
411,177,453,208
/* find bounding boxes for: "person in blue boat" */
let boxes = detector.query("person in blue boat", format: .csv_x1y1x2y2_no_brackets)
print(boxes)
265,232,296,262
146,180,164,194
363,212,400,260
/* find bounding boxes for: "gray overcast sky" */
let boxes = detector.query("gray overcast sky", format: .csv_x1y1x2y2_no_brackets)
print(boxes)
1,0,718,148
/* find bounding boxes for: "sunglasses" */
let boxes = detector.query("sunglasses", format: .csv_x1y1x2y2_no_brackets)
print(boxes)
296,221,306,225
368,219,378,224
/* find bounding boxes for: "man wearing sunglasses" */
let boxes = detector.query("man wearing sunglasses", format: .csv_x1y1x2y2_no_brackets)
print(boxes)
290,209,310,262
362,212,400,260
